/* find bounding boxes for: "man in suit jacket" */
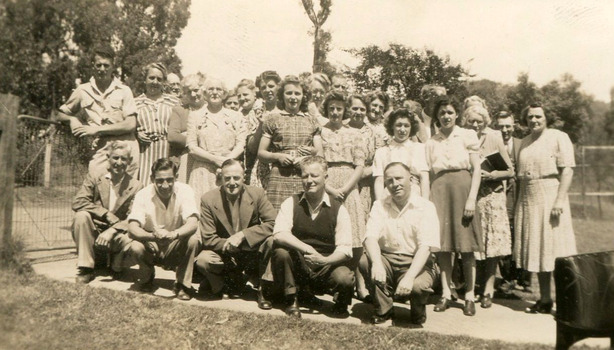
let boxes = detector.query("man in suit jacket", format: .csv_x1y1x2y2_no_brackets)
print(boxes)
72,141,143,283
195,159,277,308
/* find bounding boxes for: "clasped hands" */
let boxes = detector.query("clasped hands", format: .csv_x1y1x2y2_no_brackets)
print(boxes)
303,246,329,268
223,232,245,254
277,146,315,167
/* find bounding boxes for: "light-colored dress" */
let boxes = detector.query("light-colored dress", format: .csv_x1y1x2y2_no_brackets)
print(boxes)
321,124,366,247
372,139,427,196
366,120,390,149
513,128,577,272
135,94,179,185
353,123,376,217
475,127,513,259
261,111,321,209
186,107,246,202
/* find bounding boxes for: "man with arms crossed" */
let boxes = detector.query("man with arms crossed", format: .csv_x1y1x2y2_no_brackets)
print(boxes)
72,141,142,283
195,159,277,309
271,156,355,318
361,162,440,325
127,158,200,300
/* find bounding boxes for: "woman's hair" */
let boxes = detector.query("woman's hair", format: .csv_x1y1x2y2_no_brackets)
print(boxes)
276,75,311,113
366,91,390,114
255,70,282,98
463,95,487,110
236,78,258,93
461,105,491,127
520,102,556,126
309,73,331,91
345,94,368,119
320,91,347,119
224,88,238,101
432,95,462,126
385,108,420,137
142,62,167,80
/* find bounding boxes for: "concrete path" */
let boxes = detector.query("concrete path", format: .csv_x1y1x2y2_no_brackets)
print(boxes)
33,256,610,349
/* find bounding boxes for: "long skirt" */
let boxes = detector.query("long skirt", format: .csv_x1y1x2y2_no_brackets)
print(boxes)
266,165,303,210
326,165,366,247
476,185,512,259
513,178,576,272
188,158,220,203
431,170,482,253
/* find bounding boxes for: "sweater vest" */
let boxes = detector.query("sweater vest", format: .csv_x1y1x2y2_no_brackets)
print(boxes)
291,193,341,255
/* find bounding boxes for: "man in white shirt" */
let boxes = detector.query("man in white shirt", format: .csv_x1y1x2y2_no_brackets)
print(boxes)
271,156,354,318
361,162,440,325
128,158,200,300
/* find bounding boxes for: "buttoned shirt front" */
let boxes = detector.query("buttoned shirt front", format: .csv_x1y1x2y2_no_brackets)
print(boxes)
60,77,137,126
274,192,352,258
128,182,198,232
365,194,440,256
426,126,480,175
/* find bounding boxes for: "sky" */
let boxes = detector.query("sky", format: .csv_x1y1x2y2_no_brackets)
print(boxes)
175,0,614,102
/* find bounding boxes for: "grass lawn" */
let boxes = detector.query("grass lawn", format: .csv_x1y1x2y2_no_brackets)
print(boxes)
0,268,581,350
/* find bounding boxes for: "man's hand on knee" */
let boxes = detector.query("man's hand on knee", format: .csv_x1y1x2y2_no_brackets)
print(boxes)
95,228,116,250
395,275,415,297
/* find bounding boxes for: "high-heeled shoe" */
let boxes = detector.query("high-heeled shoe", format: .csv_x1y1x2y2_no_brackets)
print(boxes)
525,300,553,314
433,297,450,312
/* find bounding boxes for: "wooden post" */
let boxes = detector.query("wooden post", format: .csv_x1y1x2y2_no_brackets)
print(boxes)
44,139,52,188
0,94,19,249
581,146,586,218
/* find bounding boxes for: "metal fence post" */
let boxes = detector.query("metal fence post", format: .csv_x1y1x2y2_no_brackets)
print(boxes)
0,94,19,249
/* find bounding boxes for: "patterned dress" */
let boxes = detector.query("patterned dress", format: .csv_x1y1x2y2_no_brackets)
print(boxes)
513,128,577,272
261,111,321,209
475,128,513,259
352,123,376,217
321,124,366,247
186,107,246,202
135,94,179,185
366,120,390,149
246,105,278,189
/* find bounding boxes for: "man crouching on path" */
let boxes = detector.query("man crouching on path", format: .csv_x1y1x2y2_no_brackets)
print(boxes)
127,158,200,300
72,141,143,283
360,162,440,325
271,156,355,318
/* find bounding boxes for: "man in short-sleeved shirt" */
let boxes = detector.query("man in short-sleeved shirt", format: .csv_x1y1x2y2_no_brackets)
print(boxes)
361,162,440,325
57,44,139,178
127,158,200,300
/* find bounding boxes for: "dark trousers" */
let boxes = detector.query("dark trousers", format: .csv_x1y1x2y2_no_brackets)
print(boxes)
195,249,260,294
360,252,436,316
271,247,355,305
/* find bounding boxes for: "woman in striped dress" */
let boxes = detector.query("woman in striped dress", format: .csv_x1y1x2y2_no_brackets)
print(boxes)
257,75,323,209
135,63,179,185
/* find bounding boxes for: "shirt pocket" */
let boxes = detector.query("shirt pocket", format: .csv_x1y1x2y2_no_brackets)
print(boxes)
107,98,123,111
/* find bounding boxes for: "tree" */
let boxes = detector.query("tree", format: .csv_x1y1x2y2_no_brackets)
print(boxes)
350,44,468,106
0,0,191,117
301,0,332,73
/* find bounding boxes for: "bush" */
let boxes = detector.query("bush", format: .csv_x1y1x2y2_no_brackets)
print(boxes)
0,235,33,275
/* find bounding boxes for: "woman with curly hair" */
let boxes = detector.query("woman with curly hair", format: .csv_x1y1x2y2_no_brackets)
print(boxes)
257,75,323,209
307,72,332,125
372,108,429,200
365,91,391,149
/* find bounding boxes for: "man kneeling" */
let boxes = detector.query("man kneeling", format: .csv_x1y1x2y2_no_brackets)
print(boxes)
271,156,355,318
127,158,200,300
360,162,440,325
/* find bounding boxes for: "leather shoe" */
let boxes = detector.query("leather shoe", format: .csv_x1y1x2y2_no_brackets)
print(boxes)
410,302,427,325
480,294,492,308
371,309,394,324
284,295,301,318
76,267,94,284
525,300,553,314
298,291,323,307
463,300,476,316
331,302,349,318
257,288,272,310
174,284,192,301
433,297,450,312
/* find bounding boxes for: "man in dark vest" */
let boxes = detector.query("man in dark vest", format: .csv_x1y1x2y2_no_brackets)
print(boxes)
271,156,355,318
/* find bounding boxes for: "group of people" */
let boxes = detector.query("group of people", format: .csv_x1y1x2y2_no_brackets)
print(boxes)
59,44,578,326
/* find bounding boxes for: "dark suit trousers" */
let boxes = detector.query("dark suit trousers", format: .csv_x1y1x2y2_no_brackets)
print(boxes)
195,249,259,294
359,252,436,316
271,247,355,306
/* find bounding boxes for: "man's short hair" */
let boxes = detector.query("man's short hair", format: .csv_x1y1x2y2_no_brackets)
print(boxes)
220,158,244,171
150,158,178,178
420,85,447,100
299,155,328,173
384,161,411,175
93,44,115,62
106,140,132,157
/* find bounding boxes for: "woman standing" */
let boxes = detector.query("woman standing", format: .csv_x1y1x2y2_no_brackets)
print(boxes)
135,63,179,185
366,92,390,149
461,105,514,308
187,77,246,201
426,96,483,316
347,94,376,216
372,108,429,200
514,103,576,314
258,75,323,209
307,73,331,125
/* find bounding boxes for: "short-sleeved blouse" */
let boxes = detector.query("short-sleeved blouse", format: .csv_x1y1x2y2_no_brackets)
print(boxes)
426,126,480,175
366,120,390,149
516,128,575,180
321,125,366,166
186,107,246,156
372,139,428,177
261,111,321,153
352,123,376,166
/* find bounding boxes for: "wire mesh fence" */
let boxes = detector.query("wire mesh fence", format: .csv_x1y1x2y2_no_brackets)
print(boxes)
13,115,90,251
